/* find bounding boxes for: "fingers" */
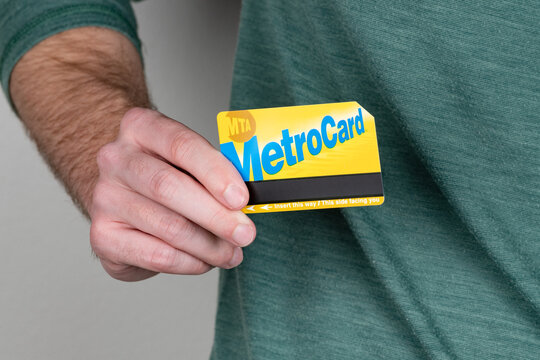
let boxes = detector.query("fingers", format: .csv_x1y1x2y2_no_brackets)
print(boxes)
120,108,249,210
91,108,257,281
100,258,158,282
101,186,243,268
100,148,255,247
91,222,213,277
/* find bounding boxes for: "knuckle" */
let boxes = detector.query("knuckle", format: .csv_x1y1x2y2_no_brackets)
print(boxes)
89,219,109,257
120,107,153,132
160,216,194,245
147,247,180,273
198,162,222,190
125,152,147,178
96,143,120,171
207,207,231,234
90,181,116,215
148,168,177,202
189,261,212,275
103,261,130,280
169,129,198,164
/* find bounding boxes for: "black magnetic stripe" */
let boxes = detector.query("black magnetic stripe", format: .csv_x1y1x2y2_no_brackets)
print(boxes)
246,173,383,205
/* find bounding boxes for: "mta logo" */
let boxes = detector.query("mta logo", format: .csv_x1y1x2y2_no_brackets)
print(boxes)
225,110,256,143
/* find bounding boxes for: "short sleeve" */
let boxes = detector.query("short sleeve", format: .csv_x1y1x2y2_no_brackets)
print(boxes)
0,0,142,107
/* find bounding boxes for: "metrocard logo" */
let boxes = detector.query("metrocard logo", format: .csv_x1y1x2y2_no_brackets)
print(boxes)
220,108,365,182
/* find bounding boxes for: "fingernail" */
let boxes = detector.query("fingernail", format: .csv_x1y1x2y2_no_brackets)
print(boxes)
223,184,247,209
232,223,255,247
227,247,243,268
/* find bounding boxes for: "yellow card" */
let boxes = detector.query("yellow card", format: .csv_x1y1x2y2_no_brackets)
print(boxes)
217,102,384,213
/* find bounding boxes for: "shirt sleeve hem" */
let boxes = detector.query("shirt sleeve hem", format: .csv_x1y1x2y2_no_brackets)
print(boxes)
0,4,143,111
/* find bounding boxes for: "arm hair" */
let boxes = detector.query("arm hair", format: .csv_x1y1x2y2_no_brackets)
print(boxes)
10,27,151,217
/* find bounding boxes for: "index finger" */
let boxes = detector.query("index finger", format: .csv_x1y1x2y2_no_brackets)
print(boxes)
121,108,249,210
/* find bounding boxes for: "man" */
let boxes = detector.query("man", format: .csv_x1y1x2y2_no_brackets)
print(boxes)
1,1,538,359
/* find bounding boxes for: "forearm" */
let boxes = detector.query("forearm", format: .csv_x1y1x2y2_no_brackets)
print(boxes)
9,25,254,280
9,26,150,216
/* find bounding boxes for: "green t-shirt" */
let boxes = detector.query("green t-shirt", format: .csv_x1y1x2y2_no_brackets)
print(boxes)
1,1,538,359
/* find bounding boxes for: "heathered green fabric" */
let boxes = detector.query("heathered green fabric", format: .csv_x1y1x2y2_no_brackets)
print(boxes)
1,1,538,359
211,1,539,359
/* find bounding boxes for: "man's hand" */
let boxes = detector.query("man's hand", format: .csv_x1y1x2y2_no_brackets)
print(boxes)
10,27,254,281
90,108,255,281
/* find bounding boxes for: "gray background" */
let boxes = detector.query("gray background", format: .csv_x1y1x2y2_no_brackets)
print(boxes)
0,1,241,359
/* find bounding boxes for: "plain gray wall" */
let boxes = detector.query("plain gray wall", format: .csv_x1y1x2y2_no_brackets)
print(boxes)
0,1,241,359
